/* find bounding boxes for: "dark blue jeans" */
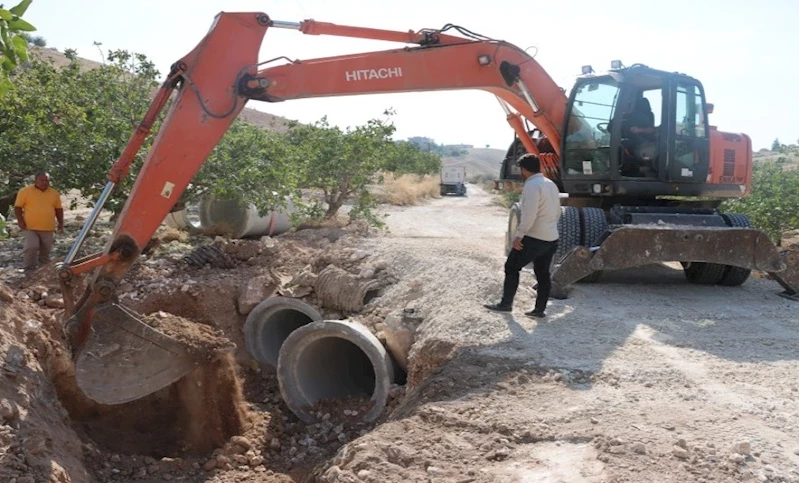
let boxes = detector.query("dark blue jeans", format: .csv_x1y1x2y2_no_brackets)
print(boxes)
501,236,558,311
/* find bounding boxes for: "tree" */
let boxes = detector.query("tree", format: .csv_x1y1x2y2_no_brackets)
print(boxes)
185,119,300,216
287,113,397,221
0,0,36,95
721,159,799,245
383,140,441,175
771,138,781,151
0,48,164,216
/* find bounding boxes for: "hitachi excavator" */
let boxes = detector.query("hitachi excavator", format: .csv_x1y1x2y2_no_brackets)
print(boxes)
56,12,799,406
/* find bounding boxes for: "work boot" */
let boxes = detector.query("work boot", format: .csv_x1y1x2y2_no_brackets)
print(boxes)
484,302,512,312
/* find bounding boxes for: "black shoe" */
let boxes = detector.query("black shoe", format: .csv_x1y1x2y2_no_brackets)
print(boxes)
525,309,546,318
484,303,512,312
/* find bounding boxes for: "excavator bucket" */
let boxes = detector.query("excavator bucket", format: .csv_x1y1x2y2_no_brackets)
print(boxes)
550,225,793,299
772,249,799,301
73,303,198,405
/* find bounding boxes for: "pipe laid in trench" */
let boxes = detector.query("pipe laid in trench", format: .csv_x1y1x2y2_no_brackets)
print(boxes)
243,297,322,367
277,320,395,423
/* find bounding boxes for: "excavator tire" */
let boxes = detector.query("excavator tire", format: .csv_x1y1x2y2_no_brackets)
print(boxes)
553,206,581,267
718,213,754,286
578,207,608,283
683,261,727,285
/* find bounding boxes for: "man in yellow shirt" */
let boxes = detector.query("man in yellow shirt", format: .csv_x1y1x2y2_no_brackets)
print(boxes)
14,171,65,271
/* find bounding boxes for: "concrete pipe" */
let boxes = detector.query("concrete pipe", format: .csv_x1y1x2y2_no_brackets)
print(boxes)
278,320,395,423
243,297,322,367
199,197,296,239
164,203,203,234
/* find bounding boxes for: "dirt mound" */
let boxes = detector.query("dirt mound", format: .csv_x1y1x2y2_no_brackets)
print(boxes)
0,285,91,482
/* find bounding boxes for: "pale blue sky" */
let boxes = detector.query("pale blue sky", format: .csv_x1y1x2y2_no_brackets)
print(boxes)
23,0,798,151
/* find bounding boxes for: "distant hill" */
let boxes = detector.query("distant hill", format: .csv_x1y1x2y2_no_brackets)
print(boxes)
29,47,294,133
753,147,799,170
441,147,506,181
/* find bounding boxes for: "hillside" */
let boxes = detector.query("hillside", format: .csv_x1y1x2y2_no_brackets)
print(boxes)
753,146,799,169
441,147,506,181
29,47,294,133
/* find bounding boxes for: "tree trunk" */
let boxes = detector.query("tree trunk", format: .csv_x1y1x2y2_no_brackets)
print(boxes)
0,193,16,218
325,198,344,219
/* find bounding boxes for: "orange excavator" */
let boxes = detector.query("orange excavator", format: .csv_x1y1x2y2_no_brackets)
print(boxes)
56,12,798,405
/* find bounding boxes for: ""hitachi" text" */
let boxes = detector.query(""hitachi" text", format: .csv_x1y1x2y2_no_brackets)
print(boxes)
345,67,403,82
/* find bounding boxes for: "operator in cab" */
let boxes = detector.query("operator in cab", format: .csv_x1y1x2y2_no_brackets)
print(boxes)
484,154,561,318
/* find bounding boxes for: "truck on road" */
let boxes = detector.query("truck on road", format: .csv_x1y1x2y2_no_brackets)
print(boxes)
440,166,467,196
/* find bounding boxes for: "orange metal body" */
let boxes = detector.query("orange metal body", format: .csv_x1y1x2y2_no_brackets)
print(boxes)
707,126,753,195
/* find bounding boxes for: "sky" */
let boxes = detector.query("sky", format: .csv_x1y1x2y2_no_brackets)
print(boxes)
21,0,799,151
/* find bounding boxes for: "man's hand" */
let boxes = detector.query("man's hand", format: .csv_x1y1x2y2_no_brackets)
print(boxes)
57,224,65,235
512,236,523,251
17,220,26,231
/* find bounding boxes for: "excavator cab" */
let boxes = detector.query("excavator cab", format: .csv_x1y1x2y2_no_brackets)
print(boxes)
560,64,718,203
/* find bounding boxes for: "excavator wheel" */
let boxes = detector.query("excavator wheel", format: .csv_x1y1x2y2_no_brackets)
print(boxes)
577,207,608,283
718,213,754,286
553,206,581,266
683,262,727,285
552,206,605,283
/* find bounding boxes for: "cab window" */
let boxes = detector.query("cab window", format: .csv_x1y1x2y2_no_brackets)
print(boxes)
564,81,620,176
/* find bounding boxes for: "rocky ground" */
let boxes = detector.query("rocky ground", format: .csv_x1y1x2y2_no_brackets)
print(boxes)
1,185,798,482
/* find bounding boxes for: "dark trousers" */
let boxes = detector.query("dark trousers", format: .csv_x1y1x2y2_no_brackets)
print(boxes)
501,236,558,311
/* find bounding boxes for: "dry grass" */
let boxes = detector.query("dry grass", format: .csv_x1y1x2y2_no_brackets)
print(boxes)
379,173,441,206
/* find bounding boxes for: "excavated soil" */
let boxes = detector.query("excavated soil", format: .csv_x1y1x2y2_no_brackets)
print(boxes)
3,186,798,482
40,311,250,457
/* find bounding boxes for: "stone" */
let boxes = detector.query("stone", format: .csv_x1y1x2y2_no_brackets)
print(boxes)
673,446,689,459
230,435,252,450
0,399,19,421
237,276,278,315
382,312,417,371
733,441,752,456
0,285,13,303
631,442,647,454
44,295,64,309
202,459,217,471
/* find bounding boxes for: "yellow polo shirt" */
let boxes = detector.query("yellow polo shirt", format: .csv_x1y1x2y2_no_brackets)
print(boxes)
14,185,63,231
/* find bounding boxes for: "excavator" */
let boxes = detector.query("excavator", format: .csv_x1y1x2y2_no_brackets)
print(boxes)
55,11,799,406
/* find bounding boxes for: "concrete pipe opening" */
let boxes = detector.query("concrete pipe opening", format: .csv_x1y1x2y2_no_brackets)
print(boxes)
278,320,395,423
243,298,322,367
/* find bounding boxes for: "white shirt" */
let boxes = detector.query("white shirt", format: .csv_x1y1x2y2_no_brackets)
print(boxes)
514,173,561,241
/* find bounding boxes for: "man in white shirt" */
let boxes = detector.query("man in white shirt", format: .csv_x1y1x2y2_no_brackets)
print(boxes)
485,154,561,318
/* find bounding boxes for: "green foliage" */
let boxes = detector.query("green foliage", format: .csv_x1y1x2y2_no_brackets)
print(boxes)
0,212,7,239
0,47,163,215
19,31,44,46
287,113,396,221
0,0,35,95
383,140,442,175
771,138,781,152
187,119,301,216
499,190,521,208
721,159,799,245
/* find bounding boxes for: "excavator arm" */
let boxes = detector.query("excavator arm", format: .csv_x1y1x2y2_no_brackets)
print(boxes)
58,12,574,404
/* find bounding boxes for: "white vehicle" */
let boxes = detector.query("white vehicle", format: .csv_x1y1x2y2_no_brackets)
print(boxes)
440,166,467,196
